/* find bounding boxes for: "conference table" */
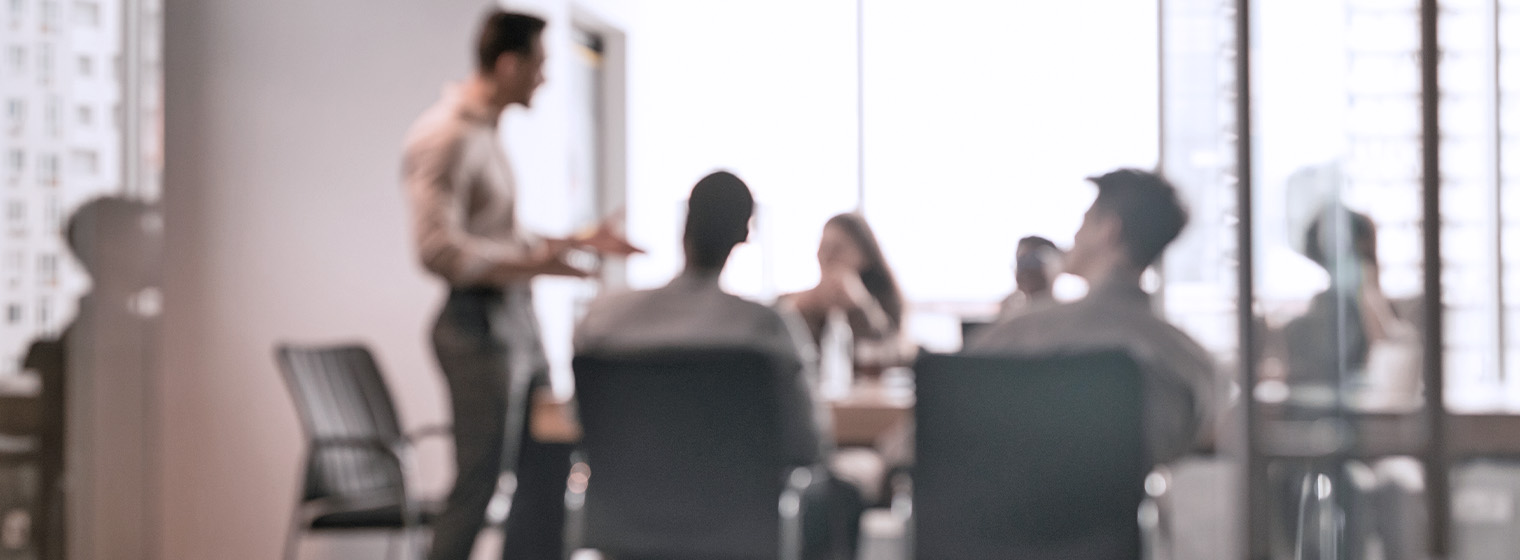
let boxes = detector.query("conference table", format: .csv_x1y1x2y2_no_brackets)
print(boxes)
529,379,915,447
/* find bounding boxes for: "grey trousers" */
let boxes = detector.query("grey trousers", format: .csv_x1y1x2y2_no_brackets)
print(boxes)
427,288,573,560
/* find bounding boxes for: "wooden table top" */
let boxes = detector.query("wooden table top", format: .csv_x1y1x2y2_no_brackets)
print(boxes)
529,381,914,446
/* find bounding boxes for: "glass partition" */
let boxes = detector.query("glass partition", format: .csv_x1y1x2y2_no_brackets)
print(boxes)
1246,0,1431,557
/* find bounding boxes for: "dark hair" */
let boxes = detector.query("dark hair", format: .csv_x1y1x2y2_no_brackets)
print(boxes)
1087,169,1189,267
1303,207,1377,270
685,171,754,269
476,10,547,72
66,196,154,275
1015,235,1060,280
824,213,904,329
1017,235,1057,252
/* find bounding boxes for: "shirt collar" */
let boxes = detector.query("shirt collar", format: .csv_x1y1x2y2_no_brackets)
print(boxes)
442,83,500,128
671,267,724,290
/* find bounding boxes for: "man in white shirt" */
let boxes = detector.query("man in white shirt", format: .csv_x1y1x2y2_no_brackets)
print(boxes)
402,10,636,560
967,169,1216,466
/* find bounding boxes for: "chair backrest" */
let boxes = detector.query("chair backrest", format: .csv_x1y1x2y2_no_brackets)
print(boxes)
913,351,1148,560
572,348,791,560
276,344,404,503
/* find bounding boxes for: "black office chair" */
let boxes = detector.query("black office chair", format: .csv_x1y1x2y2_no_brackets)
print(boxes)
911,350,1149,560
275,343,448,560
567,348,820,560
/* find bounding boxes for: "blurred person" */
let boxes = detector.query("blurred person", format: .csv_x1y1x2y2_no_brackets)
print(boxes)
1281,205,1419,408
780,213,912,371
1268,205,1424,560
997,235,1064,321
966,169,1216,466
402,10,639,560
575,171,862,560
21,197,159,560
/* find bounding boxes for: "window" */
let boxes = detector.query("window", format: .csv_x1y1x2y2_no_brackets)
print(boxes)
5,304,18,325
43,97,58,137
37,43,51,84
37,254,55,286
70,149,95,175
6,98,23,129
6,149,21,178
6,200,23,222
6,45,23,74
4,251,19,287
37,153,56,186
8,0,22,22
39,0,55,31
76,104,90,126
76,54,90,77
35,297,48,329
73,1,96,26
42,196,58,232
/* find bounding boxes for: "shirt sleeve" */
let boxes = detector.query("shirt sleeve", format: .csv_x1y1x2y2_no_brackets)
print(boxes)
402,123,538,286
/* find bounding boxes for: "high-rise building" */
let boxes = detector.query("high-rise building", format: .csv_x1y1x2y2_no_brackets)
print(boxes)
1,0,123,377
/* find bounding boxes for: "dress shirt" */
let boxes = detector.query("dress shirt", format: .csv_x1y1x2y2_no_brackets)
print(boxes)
574,270,830,465
403,85,540,288
965,279,1217,464
403,85,548,377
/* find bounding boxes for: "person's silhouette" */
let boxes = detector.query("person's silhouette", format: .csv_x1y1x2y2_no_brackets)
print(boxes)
23,196,159,560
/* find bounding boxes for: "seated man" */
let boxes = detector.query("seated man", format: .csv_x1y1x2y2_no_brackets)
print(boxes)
574,170,858,558
966,169,1216,465
997,235,1065,321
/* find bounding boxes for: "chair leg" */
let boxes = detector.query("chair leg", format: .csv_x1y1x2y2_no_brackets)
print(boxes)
563,453,588,560
384,530,401,560
281,524,302,560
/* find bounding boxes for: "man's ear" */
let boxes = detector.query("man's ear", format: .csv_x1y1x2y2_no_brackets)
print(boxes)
1092,211,1122,247
492,52,520,78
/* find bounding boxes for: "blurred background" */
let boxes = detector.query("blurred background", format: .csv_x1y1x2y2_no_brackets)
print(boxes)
0,0,1518,558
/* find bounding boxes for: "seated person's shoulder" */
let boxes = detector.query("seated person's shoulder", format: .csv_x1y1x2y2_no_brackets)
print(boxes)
963,300,1082,352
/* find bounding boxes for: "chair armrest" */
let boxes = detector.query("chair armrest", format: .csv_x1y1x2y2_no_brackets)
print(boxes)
311,435,404,457
404,424,452,443
304,435,427,526
311,435,406,456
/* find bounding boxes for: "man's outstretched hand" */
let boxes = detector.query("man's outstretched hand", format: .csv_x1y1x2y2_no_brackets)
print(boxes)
572,214,644,257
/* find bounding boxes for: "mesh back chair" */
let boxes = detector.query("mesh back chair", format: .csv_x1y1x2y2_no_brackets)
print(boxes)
912,351,1149,560
276,343,448,560
567,348,818,560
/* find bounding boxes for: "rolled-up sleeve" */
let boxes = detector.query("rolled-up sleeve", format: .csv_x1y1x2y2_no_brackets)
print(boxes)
402,122,537,286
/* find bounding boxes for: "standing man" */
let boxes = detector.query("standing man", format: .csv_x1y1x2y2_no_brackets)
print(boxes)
402,10,637,560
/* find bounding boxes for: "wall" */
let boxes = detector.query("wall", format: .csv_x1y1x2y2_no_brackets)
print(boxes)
159,0,859,556
160,0,1136,556
161,0,501,557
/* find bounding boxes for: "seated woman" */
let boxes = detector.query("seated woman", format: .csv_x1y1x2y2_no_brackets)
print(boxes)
780,213,912,372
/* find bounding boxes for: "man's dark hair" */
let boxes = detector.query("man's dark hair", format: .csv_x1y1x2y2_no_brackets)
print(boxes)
1303,206,1377,270
685,171,754,269
67,196,154,276
1015,235,1060,277
1016,235,1058,258
476,10,547,72
1087,169,1189,268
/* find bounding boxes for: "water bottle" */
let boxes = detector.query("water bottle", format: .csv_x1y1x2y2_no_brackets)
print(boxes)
819,308,854,400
